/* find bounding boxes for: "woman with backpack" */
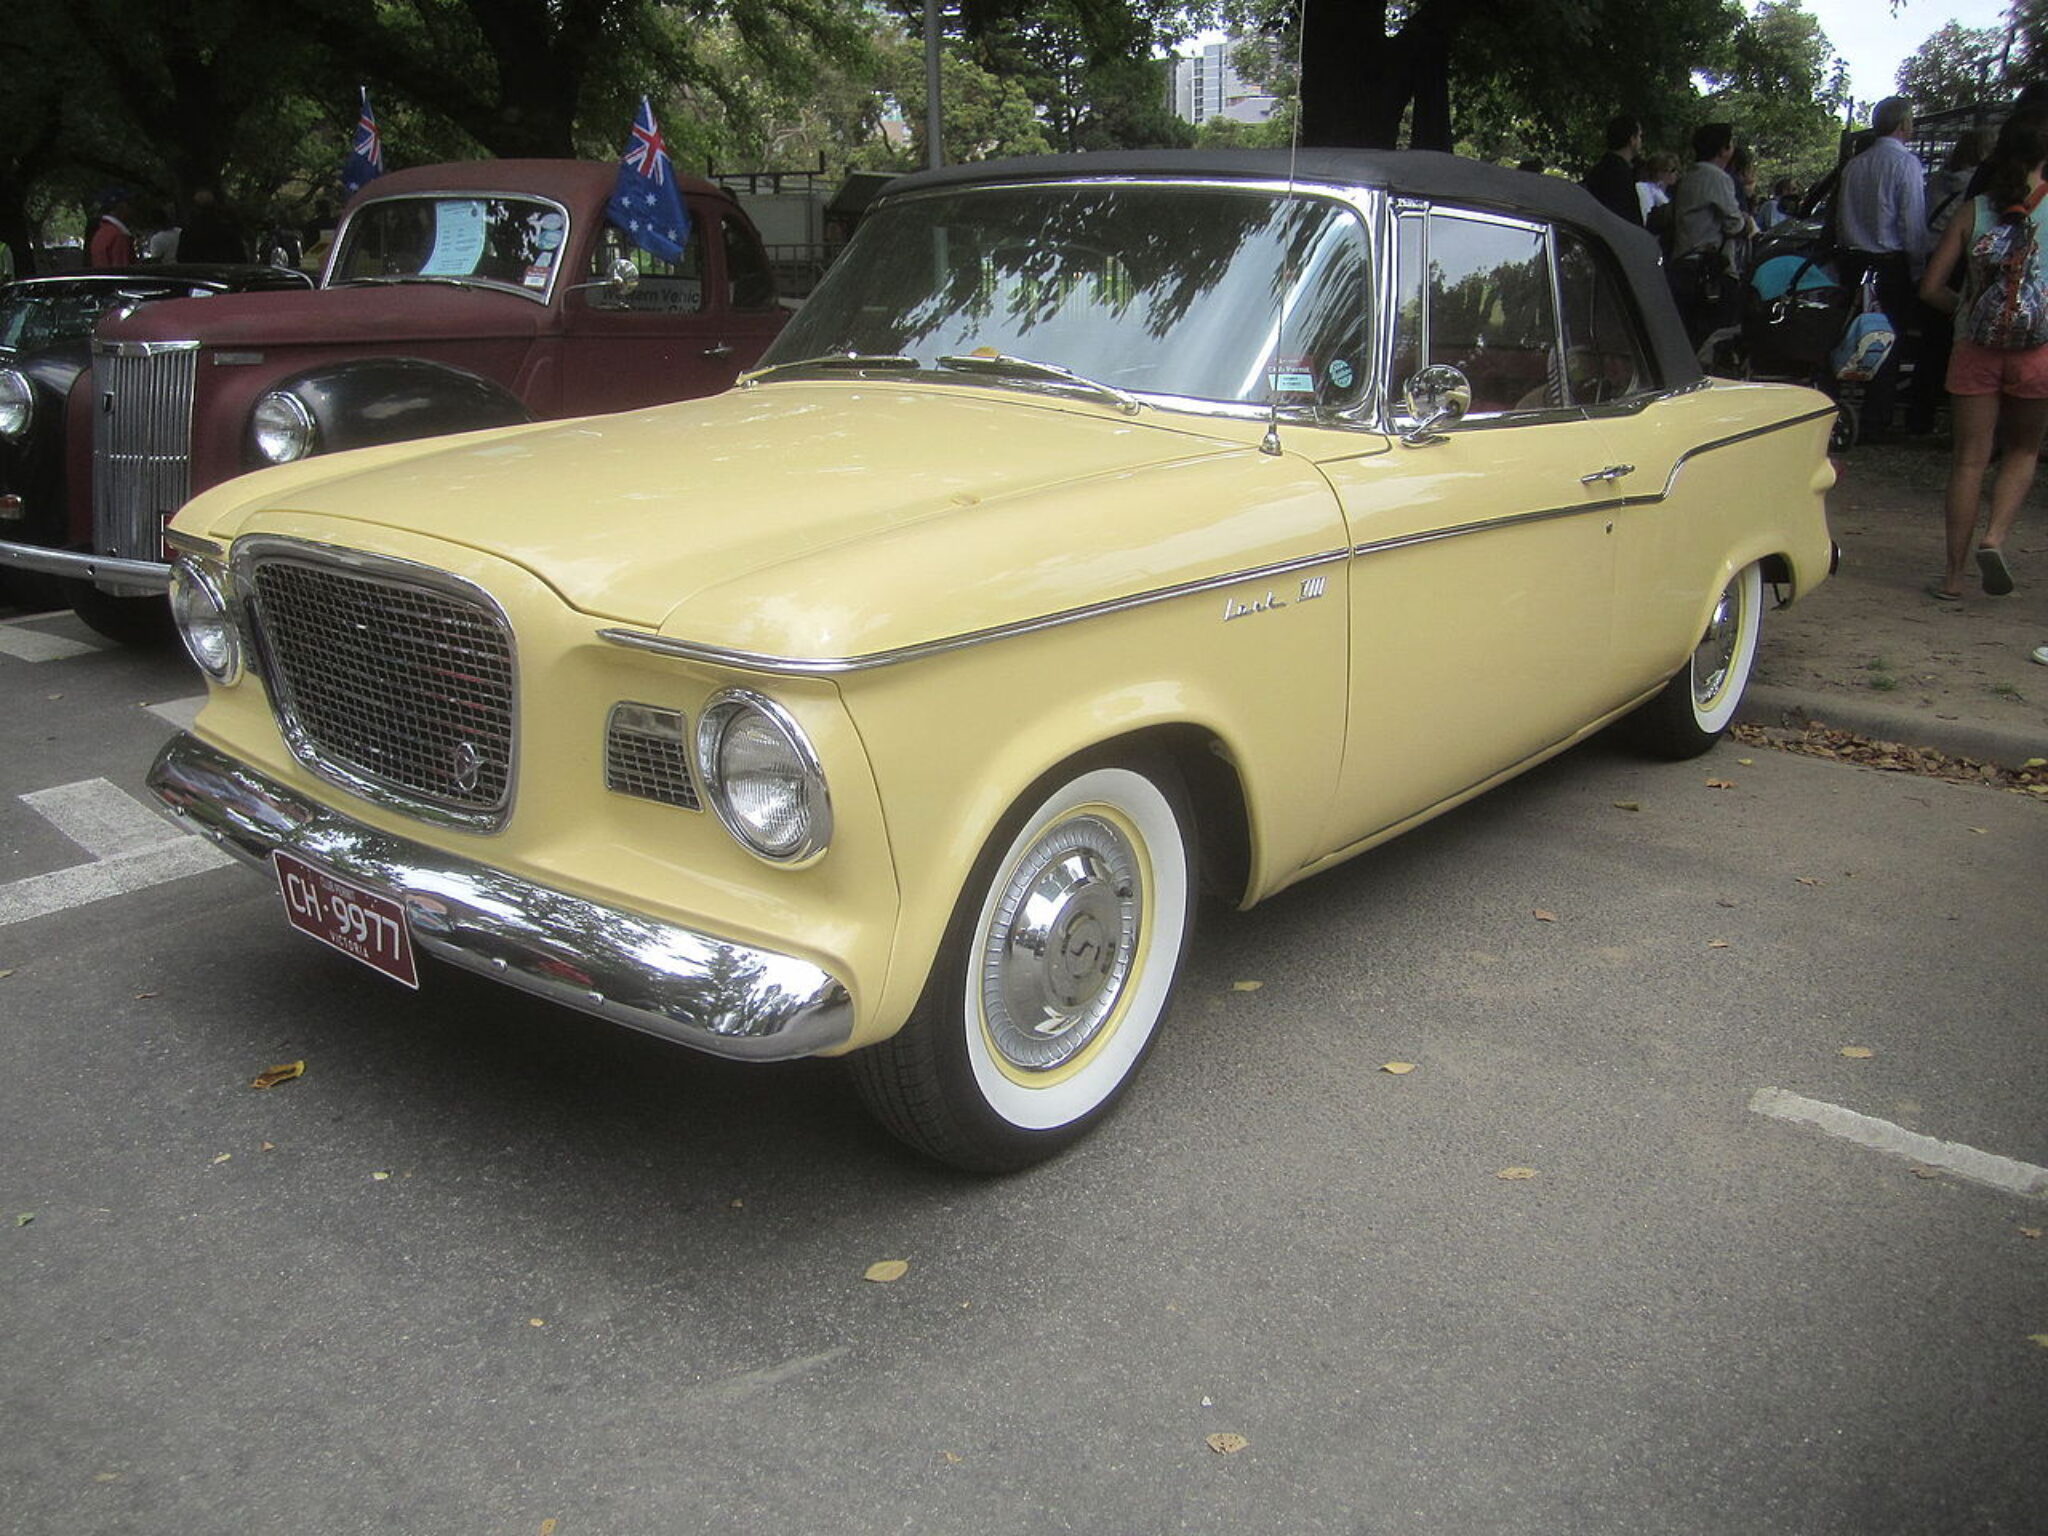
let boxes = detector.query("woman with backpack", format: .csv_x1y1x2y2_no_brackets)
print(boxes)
1919,109,2048,601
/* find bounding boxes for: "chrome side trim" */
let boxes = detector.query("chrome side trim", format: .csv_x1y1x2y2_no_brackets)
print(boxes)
602,402,1836,677
147,733,854,1061
600,547,1354,675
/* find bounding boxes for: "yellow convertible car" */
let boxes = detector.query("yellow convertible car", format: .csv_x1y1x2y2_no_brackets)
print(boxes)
148,150,1836,1170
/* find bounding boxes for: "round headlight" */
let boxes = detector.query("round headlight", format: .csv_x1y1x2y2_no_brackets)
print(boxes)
0,369,32,441
696,691,832,863
168,559,242,683
250,390,316,464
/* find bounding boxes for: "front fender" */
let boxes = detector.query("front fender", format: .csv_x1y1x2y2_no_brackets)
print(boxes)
258,357,533,465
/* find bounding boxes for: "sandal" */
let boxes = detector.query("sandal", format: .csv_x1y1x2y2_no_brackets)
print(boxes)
1977,545,2015,596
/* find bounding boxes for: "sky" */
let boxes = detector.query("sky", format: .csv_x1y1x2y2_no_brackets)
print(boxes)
1805,0,2016,107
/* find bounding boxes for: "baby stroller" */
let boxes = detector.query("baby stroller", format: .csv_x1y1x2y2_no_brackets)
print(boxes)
1741,251,1861,452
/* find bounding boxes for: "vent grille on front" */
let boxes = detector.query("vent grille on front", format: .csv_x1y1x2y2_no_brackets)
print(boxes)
605,703,701,810
252,557,515,822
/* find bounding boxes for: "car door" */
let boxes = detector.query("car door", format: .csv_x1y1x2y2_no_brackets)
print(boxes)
1311,205,1629,856
557,200,782,413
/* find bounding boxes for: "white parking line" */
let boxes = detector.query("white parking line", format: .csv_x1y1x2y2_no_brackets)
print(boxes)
1750,1087,2048,1198
1,778,232,927
0,623,103,662
145,696,205,731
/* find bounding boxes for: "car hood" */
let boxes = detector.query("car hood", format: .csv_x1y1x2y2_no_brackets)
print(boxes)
96,282,547,349
191,384,1272,643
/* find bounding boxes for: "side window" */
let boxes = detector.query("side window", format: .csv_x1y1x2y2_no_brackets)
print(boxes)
722,213,778,312
1555,228,1657,403
1424,212,1559,415
589,223,705,314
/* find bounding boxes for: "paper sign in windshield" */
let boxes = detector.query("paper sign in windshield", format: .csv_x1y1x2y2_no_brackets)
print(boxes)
422,200,488,276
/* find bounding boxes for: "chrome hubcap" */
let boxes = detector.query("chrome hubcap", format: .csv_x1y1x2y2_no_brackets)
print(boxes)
1691,580,1741,708
982,815,1141,1072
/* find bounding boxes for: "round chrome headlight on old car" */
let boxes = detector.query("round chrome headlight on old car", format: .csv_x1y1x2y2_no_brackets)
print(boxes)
250,390,316,464
0,369,32,441
168,558,242,683
696,690,831,863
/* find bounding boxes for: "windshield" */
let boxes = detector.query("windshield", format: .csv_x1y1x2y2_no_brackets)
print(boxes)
764,182,1371,409
327,195,571,296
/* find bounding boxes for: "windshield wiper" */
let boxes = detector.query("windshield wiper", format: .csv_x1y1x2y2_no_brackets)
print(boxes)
333,273,507,293
936,352,1140,415
740,352,921,385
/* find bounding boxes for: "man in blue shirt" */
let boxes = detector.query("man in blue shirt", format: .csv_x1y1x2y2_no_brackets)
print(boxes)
1836,97,1933,441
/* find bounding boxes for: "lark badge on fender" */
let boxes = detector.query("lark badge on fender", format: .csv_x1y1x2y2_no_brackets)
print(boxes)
146,149,1837,1172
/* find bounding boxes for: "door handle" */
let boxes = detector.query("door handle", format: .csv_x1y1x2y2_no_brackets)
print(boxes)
702,343,735,359
1579,463,1635,485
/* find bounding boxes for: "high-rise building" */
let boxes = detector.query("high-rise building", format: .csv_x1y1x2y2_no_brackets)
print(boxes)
1166,41,1278,126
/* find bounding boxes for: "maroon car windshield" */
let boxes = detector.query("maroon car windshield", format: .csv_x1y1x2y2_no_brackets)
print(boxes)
328,195,572,298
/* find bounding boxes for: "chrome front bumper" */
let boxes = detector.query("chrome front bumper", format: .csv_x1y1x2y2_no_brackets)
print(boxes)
0,537,172,590
147,732,854,1061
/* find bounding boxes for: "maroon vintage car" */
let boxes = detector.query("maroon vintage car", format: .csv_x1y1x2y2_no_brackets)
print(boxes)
0,160,787,638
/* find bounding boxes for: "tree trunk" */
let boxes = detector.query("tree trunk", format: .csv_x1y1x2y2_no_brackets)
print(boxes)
1297,0,1468,150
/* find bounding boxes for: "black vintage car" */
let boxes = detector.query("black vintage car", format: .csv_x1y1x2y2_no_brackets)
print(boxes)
0,264,313,616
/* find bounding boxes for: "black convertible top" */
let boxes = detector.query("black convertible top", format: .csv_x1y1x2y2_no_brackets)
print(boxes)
886,149,1701,391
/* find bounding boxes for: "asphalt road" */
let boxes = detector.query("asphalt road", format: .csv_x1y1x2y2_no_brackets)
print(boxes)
3,606,2045,1536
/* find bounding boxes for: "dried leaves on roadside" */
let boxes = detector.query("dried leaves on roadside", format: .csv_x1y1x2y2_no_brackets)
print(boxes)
1733,723,2048,796
864,1259,910,1284
250,1060,305,1090
1206,1433,1249,1455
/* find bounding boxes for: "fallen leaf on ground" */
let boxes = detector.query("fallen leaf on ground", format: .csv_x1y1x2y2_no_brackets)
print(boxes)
1230,980,1263,992
1911,1166,1941,1180
729,1198,744,1209
1612,801,1641,812
1707,940,1730,949
14,1213,33,1227
942,1451,962,1464
1533,909,1557,923
1206,1433,1249,1455
2019,1227,2042,1241
133,992,158,1000
1496,1167,1539,1180
2031,1335,2048,1350
371,1170,391,1181
1705,779,1736,790
539,1521,559,1536
529,1318,546,1328
865,1259,910,1283
1716,898,1739,908
1737,758,1755,766
250,1060,305,1089
1380,1062,1416,1075
1840,1046,1875,1059
211,1152,231,1165
0,969,14,979
1796,877,1822,887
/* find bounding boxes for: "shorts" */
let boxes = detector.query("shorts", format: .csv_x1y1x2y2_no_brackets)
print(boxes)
1945,337,2048,397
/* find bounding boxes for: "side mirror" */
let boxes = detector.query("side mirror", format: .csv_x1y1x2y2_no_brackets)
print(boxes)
572,258,642,307
1400,363,1471,446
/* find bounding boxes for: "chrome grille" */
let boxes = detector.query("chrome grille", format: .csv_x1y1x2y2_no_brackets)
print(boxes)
92,341,199,563
250,553,516,824
605,703,701,810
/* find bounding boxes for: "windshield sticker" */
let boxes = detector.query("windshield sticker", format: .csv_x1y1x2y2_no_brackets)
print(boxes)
1328,358,1356,391
422,200,489,276
1267,354,1316,395
522,266,551,290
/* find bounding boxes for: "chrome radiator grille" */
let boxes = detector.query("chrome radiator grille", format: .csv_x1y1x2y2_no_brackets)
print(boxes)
92,341,199,562
250,554,516,824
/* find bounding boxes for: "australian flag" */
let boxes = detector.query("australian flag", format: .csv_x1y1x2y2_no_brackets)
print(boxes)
341,87,384,196
608,97,691,264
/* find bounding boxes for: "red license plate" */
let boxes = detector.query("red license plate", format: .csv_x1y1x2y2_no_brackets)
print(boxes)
273,850,420,989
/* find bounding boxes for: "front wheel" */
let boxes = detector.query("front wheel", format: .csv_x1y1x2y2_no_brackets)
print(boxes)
67,582,174,647
849,759,1195,1172
1626,562,1764,759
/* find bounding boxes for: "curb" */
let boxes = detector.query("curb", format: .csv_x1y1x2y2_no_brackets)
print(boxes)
1738,684,2048,771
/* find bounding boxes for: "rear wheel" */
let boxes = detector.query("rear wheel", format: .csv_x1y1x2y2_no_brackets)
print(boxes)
849,759,1195,1172
1627,562,1763,759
